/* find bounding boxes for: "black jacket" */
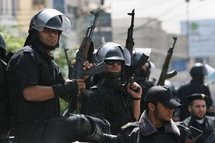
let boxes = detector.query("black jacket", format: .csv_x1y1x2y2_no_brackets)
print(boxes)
177,79,213,120
6,45,66,142
115,111,180,143
179,116,215,143
7,46,65,123
84,78,135,135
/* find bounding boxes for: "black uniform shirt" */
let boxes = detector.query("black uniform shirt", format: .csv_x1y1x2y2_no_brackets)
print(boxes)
85,78,135,135
7,46,64,123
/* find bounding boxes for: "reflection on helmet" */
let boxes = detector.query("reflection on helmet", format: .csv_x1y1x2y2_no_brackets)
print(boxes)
132,48,150,70
164,80,176,95
31,8,72,37
190,63,207,78
95,42,131,66
104,47,125,62
0,33,6,50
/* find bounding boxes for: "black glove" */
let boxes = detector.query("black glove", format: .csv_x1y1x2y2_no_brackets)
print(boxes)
81,115,116,143
69,114,116,143
84,126,117,143
52,80,78,100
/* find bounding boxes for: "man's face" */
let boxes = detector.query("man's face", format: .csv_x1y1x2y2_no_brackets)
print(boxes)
106,61,122,73
188,100,206,119
154,102,174,122
39,27,60,48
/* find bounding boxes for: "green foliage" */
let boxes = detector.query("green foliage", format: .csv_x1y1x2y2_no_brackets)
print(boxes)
59,98,69,115
4,33,25,52
54,42,79,78
0,26,25,52
54,48,69,77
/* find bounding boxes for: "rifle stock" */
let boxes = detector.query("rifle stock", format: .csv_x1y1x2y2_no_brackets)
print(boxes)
157,37,177,86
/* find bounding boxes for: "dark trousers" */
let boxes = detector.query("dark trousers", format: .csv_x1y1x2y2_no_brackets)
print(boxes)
15,114,106,143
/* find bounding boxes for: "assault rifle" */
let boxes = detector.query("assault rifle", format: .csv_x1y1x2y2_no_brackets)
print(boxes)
157,37,177,85
125,9,148,91
66,11,100,115
125,9,135,56
70,11,99,79
125,9,136,89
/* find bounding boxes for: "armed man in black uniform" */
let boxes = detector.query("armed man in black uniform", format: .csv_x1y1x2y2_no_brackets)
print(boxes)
178,93,215,143
6,8,108,143
177,63,213,121
99,85,181,143
0,33,11,143
83,42,143,135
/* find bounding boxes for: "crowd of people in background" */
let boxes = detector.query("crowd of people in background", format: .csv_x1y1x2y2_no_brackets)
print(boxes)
0,8,215,143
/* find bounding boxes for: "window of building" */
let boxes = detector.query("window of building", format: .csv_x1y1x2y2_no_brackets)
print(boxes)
0,0,3,15
0,0,17,17
11,0,17,16
33,0,45,4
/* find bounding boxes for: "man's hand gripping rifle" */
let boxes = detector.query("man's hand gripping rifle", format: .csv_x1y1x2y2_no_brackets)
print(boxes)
66,11,102,114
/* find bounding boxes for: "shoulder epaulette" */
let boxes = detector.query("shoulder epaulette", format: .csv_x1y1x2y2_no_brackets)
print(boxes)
91,85,98,89
121,122,138,131
22,46,33,53
175,121,182,126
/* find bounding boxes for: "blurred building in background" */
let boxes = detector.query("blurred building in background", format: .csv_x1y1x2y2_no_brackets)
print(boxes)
1,0,215,89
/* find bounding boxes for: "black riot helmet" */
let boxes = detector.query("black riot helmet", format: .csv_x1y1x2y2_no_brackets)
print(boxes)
104,47,125,62
133,48,150,79
24,8,72,46
164,80,177,96
132,48,151,72
190,63,207,78
29,8,72,37
96,42,131,66
132,48,151,66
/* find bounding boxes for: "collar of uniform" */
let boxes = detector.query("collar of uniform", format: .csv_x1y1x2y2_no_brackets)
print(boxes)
100,78,121,87
138,111,180,136
190,116,207,124
32,44,54,60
